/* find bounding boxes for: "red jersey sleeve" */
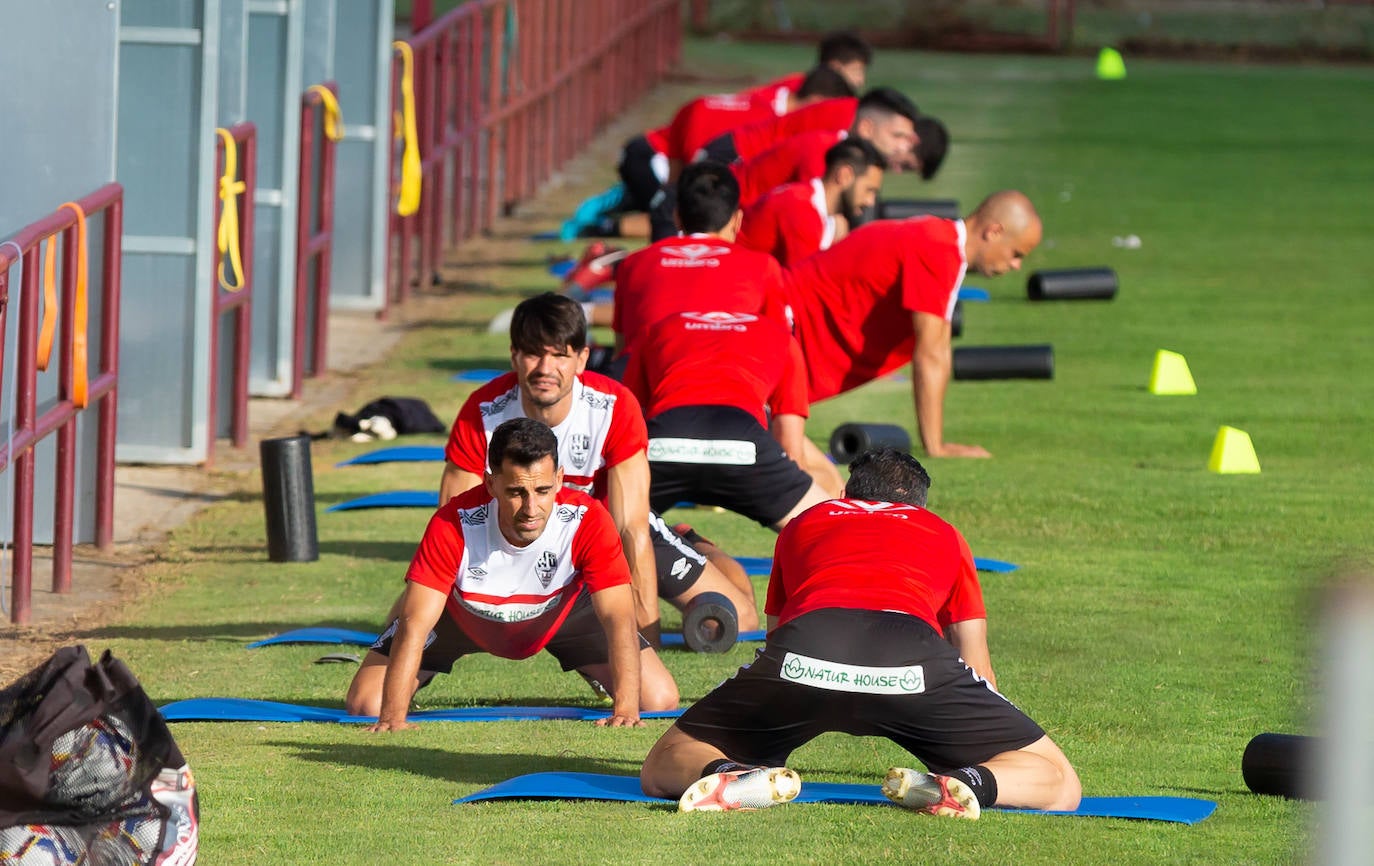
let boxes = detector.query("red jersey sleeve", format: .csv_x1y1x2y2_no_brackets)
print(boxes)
404,505,463,595
767,335,810,419
602,381,649,468
759,256,793,331
444,396,489,473
763,520,798,618
899,220,964,321
937,529,986,630
571,499,634,592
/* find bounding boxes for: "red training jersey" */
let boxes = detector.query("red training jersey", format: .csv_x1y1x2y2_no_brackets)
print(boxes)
621,311,809,426
726,97,857,163
736,178,836,267
444,371,648,500
407,486,631,659
784,217,966,402
734,129,843,208
666,94,777,162
739,72,806,114
612,234,792,352
765,498,984,634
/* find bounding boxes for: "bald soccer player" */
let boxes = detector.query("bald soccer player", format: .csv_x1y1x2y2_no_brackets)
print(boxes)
785,190,1043,459
736,138,886,267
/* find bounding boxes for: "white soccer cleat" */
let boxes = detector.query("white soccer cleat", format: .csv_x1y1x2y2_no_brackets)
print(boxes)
678,767,801,812
882,768,981,819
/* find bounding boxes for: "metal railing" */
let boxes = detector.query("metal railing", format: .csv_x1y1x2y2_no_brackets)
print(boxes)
0,184,123,624
293,82,340,397
386,0,683,313
208,122,256,463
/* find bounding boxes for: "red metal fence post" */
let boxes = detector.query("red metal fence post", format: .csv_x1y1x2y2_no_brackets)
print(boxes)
293,83,338,398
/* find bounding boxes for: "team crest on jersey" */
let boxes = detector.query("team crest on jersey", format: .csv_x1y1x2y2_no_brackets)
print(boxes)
555,505,580,523
460,504,489,526
535,551,558,588
659,243,730,268
568,434,592,470
480,390,518,417
826,500,919,519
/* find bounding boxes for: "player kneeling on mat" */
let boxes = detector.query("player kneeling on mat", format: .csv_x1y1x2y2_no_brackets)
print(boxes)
640,448,1079,814
348,418,679,729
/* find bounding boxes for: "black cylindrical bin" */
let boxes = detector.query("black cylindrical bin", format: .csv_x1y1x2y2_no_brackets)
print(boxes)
829,423,912,465
877,198,961,221
1242,733,1315,800
1026,267,1118,301
261,434,319,562
951,300,964,339
952,345,1054,381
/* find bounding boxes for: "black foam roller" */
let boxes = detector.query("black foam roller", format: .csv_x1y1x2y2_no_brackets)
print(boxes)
952,345,1054,381
951,299,963,339
682,592,738,653
1242,733,1316,800
261,434,319,562
877,198,961,221
828,423,912,465
1026,267,1118,301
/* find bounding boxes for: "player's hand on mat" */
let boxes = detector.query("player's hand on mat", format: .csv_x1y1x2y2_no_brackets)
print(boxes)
366,718,419,733
595,712,644,728
929,442,992,458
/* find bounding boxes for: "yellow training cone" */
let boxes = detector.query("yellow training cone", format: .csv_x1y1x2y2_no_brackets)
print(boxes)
1208,426,1261,474
1097,47,1127,81
1149,349,1197,395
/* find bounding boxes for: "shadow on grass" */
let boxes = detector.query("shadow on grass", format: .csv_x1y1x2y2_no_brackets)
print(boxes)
271,740,642,785
316,540,417,562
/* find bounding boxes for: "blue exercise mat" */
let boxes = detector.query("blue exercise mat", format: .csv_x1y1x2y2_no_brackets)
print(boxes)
247,626,766,649
335,445,445,467
737,556,1016,575
159,698,684,724
452,772,1216,823
326,490,439,512
452,369,504,384
661,629,765,646
246,627,380,648
530,230,561,241
548,259,575,278
959,286,991,302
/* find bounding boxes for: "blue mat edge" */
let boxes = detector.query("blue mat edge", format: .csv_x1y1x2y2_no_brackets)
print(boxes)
336,445,446,467
159,698,684,724
326,490,440,512
451,772,1216,823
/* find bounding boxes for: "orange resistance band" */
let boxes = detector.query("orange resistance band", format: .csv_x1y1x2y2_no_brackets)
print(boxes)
39,202,90,408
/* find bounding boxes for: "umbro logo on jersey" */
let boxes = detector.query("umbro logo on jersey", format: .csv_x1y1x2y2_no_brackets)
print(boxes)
659,243,730,268
535,551,558,588
466,566,487,581
826,500,919,519
681,311,758,333
460,504,489,525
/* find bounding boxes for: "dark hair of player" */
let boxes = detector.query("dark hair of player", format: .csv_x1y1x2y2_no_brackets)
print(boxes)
844,447,931,507
487,416,560,473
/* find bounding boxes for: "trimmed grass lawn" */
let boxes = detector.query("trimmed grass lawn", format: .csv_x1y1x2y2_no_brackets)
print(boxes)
69,41,1374,863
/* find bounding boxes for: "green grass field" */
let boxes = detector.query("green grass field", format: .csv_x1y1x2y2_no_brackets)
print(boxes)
66,41,1374,863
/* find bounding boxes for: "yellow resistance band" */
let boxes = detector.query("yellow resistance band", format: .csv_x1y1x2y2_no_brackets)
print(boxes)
39,203,90,408
306,84,344,142
392,40,422,217
215,128,247,292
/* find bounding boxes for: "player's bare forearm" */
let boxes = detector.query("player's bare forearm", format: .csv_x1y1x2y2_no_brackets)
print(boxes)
912,312,989,458
370,621,425,731
592,586,644,727
607,456,660,628
439,462,481,506
769,414,808,466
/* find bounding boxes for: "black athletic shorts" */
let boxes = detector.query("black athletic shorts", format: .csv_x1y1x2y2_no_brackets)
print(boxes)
674,609,1046,772
370,589,648,674
648,510,707,600
618,134,666,213
696,132,739,166
647,405,813,528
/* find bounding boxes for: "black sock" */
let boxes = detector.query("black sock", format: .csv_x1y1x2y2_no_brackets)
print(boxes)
944,765,998,807
702,759,756,777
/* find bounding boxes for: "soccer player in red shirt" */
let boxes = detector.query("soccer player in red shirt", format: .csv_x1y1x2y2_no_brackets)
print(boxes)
622,311,834,527
786,190,1043,459
611,161,792,355
441,293,760,642
737,31,872,112
737,138,886,267
729,89,927,208
348,418,680,729
640,448,1081,815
